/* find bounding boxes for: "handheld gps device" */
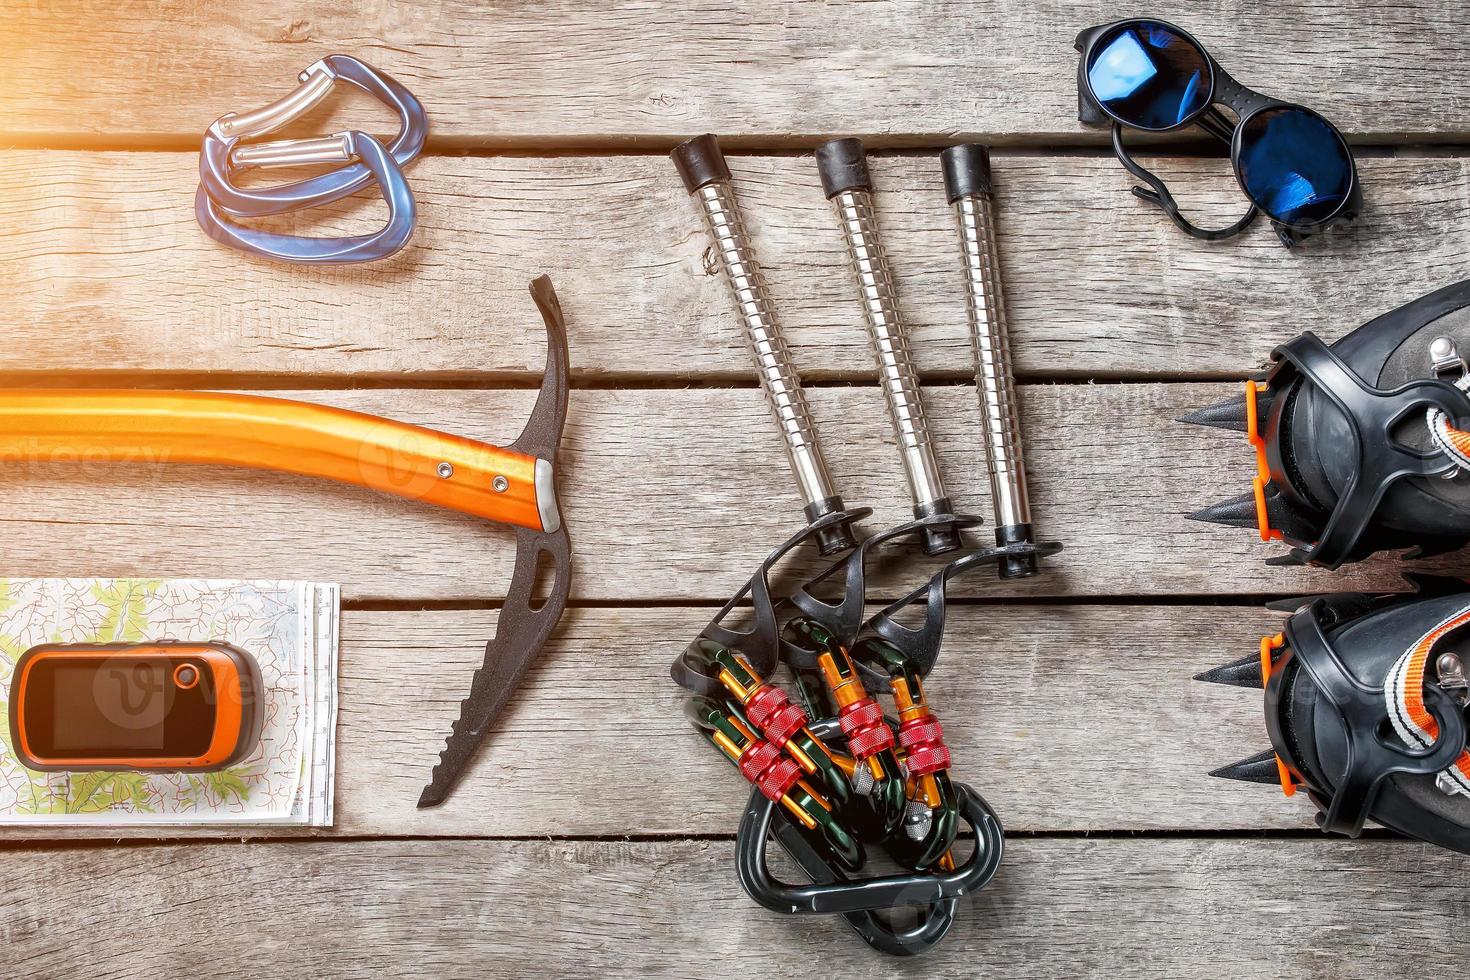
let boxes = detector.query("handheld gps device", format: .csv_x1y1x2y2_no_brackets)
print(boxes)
7,642,264,772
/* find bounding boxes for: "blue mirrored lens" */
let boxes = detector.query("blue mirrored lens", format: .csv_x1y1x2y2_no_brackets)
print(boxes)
1238,107,1353,225
1086,22,1210,130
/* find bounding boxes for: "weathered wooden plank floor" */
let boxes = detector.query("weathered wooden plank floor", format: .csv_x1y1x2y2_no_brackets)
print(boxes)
4,1,1470,976
7,153,1470,381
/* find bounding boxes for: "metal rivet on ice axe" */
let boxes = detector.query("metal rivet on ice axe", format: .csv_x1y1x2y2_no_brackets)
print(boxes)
671,134,859,558
0,277,572,808
941,144,1055,578
815,138,962,556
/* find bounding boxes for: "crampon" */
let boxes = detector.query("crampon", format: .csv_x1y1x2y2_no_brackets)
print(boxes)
1201,575,1470,850
1190,280,1470,851
1184,279,1470,569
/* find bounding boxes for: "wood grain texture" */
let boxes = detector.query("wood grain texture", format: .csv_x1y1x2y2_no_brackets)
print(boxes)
0,383,1444,600
5,3,1468,971
3,836,1466,978
0,603,1304,839
5,151,1470,381
4,1,1470,145
251,603,1318,837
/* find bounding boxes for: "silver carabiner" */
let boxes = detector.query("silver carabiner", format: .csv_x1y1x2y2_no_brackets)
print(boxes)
198,54,428,218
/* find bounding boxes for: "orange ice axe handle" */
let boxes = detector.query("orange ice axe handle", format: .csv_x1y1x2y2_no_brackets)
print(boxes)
0,391,556,534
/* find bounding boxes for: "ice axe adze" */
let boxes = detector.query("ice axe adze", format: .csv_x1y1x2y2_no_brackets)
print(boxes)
0,276,573,808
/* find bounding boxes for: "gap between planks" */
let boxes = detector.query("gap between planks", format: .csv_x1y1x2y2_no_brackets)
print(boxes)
1,836,1465,978
0,383,1451,602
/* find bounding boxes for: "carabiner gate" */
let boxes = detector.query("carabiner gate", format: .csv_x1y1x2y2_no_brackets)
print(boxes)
199,54,428,217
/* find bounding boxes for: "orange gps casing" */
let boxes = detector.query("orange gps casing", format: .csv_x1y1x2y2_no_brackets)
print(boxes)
7,642,265,773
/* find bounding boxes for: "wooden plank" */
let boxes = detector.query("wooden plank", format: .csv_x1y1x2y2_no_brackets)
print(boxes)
0,603,1329,839
5,151,1469,380
314,603,1311,838
4,1,1469,144
1,836,1463,977
0,384,1440,601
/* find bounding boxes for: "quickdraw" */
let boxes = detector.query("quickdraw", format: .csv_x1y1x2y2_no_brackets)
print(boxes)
195,54,428,264
668,134,1060,956
684,640,851,805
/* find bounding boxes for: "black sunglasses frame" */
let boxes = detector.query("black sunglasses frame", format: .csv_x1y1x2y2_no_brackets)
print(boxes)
1074,18,1361,248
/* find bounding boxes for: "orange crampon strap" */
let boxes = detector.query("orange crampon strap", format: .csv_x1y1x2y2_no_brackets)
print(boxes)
1244,379,1284,543
1428,408,1470,471
1259,632,1298,797
1385,604,1470,795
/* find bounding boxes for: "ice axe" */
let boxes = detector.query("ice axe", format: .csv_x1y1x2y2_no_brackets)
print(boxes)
0,277,574,808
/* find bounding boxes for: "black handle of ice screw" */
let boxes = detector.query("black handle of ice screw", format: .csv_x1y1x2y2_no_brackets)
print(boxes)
671,133,731,192
941,142,993,202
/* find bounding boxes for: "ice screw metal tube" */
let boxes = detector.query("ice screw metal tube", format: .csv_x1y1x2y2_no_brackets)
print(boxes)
815,138,960,556
941,144,1039,579
672,134,857,556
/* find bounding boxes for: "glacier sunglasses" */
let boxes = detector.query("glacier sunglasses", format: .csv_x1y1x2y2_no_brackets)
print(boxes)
1075,18,1361,247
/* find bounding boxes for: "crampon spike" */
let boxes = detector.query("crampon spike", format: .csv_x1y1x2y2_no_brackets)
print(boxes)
1194,653,1263,689
1177,394,1249,432
1187,491,1259,529
1208,749,1281,785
